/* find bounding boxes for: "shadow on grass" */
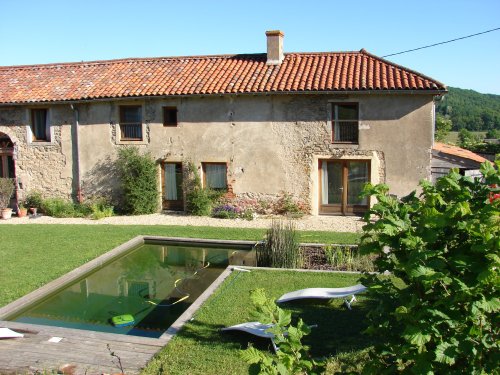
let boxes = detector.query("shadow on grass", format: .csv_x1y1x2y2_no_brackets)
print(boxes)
284,296,377,357
172,295,376,359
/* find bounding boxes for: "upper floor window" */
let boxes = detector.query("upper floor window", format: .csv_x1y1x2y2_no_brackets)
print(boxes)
31,108,50,141
202,163,227,190
163,106,178,127
119,106,142,141
332,103,358,143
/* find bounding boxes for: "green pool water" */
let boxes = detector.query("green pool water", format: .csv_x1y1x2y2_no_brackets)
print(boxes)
10,242,254,338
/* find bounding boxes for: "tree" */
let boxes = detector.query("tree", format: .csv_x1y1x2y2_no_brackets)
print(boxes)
359,162,500,374
434,114,452,142
458,128,482,149
486,128,500,139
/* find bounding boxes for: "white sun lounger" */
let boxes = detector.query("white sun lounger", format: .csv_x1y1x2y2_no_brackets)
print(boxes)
0,328,24,339
222,321,279,352
222,321,317,353
276,284,367,309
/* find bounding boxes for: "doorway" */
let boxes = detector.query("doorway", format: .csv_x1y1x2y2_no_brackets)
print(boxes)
319,159,370,215
0,133,15,178
0,132,16,209
161,162,183,211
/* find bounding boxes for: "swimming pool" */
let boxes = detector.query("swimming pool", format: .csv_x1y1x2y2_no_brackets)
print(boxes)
0,237,256,338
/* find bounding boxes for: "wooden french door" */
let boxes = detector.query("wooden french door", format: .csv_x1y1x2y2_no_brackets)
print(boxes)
161,162,184,211
319,160,370,215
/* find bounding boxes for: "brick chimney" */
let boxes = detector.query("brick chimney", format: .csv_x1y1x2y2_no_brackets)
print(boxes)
266,30,284,65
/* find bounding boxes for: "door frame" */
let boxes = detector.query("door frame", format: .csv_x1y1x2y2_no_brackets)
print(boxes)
318,159,370,215
160,161,184,211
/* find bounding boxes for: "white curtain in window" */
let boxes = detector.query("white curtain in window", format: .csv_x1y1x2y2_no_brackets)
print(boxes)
164,164,178,200
321,162,329,205
206,164,227,189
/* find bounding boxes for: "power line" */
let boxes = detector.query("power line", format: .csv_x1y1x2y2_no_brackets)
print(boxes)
382,27,500,58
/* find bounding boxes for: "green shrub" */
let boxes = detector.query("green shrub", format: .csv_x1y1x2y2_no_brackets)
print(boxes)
240,209,255,221
38,195,114,219
42,198,80,218
257,220,301,268
240,289,325,374
116,147,159,215
80,196,114,220
359,161,500,373
184,161,221,216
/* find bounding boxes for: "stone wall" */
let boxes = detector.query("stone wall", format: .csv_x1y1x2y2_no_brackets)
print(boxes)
0,93,434,214
0,106,73,201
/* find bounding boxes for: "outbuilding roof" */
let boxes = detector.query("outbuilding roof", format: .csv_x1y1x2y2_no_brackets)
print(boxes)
0,50,446,104
433,142,490,164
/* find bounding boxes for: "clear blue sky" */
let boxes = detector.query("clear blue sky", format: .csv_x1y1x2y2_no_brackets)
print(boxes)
2,0,499,94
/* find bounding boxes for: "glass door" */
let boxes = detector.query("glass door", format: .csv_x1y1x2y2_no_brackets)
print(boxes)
161,162,183,211
319,160,369,215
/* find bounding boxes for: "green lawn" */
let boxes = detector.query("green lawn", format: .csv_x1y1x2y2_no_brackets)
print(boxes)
0,224,361,307
143,270,372,375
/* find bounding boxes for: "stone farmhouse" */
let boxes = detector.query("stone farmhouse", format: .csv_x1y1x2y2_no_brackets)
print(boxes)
0,31,446,215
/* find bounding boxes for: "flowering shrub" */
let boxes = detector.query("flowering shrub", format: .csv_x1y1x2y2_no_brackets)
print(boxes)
211,204,241,219
224,192,308,217
274,191,306,217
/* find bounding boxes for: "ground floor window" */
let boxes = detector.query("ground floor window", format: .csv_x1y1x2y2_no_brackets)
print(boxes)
161,162,183,211
319,159,370,215
202,163,227,190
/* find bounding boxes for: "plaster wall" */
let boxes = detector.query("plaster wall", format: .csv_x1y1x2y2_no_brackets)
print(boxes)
0,93,434,214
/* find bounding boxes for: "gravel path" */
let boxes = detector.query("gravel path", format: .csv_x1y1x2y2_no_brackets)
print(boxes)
0,213,364,232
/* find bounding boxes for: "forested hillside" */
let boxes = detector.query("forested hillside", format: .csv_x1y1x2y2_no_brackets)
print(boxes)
436,87,500,131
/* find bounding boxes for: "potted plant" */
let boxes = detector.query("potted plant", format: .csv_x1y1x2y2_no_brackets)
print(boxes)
0,178,15,220
17,202,28,218
25,191,43,216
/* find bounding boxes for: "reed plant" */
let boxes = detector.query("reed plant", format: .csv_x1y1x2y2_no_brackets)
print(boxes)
257,220,301,268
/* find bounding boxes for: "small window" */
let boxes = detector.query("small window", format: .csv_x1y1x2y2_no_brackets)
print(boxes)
332,103,359,143
120,106,142,140
163,107,178,126
31,108,49,141
202,163,227,190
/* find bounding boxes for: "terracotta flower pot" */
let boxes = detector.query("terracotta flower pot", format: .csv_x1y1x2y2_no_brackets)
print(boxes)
17,208,28,218
30,207,38,216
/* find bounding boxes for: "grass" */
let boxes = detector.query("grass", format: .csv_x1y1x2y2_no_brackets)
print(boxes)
0,225,361,307
142,270,373,375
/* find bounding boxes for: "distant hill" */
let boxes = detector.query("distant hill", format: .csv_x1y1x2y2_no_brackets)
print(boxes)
436,87,500,131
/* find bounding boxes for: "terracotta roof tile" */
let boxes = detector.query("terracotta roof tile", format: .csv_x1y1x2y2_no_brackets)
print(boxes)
0,50,446,104
433,142,490,164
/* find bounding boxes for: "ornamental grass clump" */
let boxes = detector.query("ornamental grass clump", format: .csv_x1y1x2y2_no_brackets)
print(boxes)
257,220,301,268
359,161,500,374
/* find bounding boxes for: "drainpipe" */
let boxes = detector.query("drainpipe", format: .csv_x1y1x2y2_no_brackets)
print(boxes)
70,104,82,203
